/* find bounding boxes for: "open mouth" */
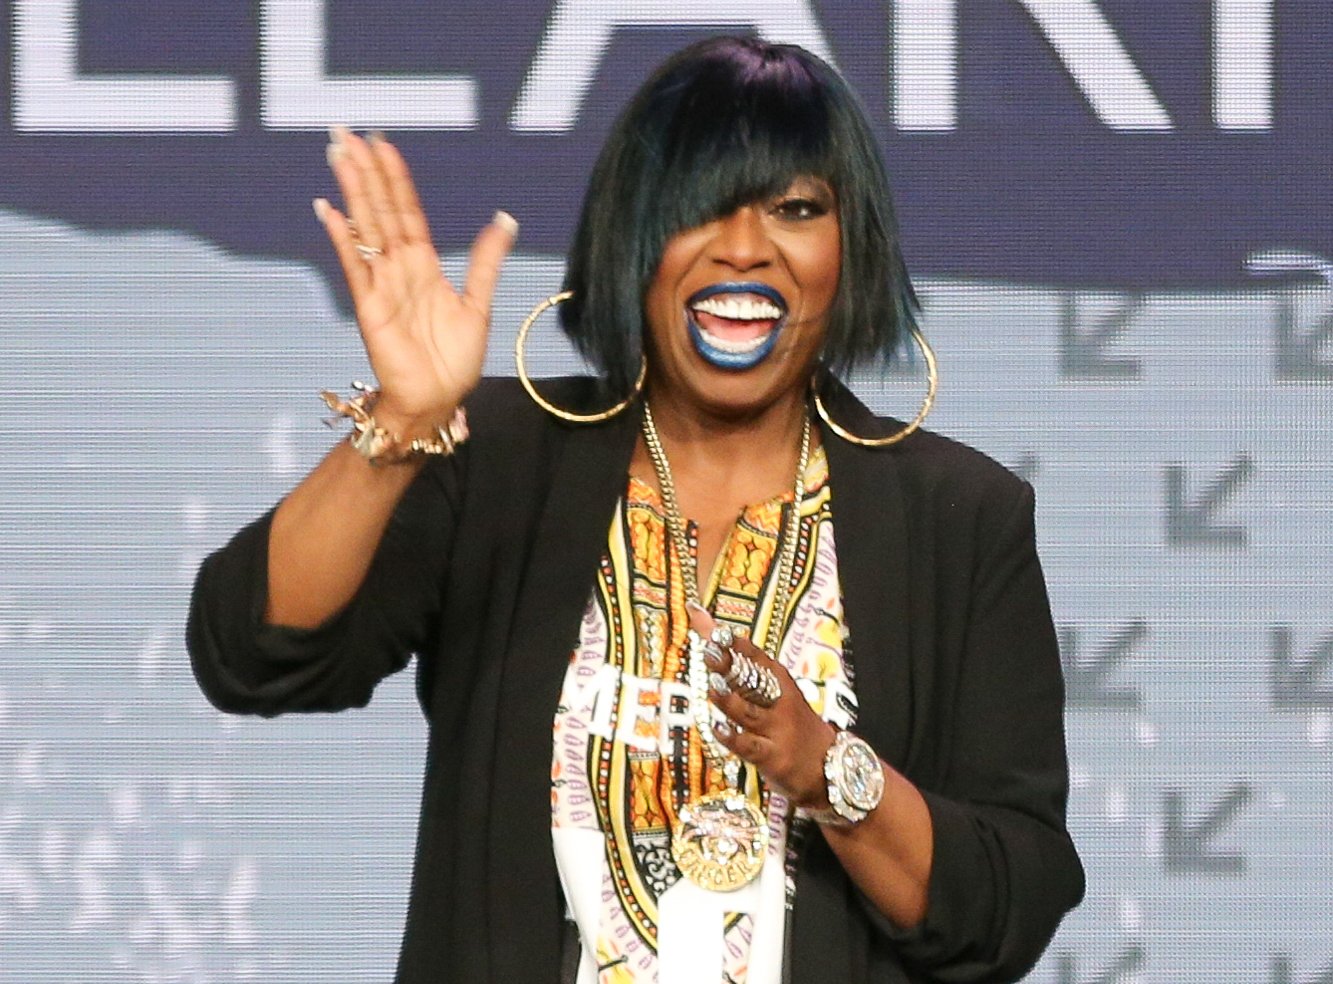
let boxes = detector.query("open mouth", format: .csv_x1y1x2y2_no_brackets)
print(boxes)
685,282,787,370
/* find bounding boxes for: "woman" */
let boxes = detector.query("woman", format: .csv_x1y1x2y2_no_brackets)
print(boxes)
188,36,1083,983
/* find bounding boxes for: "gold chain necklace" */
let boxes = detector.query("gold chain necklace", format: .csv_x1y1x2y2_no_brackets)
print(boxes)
641,402,810,891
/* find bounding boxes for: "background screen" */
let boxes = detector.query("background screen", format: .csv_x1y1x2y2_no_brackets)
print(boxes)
1,2,1330,980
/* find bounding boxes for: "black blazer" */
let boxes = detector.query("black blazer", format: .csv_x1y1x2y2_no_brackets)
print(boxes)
188,376,1084,983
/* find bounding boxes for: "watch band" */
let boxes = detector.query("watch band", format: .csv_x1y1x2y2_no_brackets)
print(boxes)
800,804,856,828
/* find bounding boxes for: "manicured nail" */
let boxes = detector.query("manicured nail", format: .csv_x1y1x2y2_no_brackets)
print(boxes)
715,720,734,739
328,124,350,144
367,129,387,144
702,645,724,670
686,600,708,615
312,197,331,224
709,672,730,695
325,142,345,168
492,210,519,237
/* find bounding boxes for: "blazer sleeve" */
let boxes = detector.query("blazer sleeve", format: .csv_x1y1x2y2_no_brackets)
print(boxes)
186,454,463,716
867,482,1085,982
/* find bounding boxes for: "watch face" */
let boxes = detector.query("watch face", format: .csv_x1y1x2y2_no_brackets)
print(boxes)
838,737,885,812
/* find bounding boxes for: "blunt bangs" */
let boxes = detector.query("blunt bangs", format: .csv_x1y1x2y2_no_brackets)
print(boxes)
651,52,837,247
562,36,919,393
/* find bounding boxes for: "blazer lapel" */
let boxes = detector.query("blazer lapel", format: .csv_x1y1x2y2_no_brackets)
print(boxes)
818,383,914,770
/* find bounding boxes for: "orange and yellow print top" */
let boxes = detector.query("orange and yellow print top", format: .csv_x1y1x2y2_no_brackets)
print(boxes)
551,445,859,984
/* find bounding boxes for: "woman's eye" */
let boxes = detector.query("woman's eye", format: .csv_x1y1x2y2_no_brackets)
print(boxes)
773,197,828,220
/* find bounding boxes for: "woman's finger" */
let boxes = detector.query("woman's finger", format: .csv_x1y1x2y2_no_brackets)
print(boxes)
686,603,773,669
712,716,773,764
328,128,387,251
373,136,433,247
461,212,519,312
358,131,406,248
314,197,372,302
686,603,734,673
710,684,767,731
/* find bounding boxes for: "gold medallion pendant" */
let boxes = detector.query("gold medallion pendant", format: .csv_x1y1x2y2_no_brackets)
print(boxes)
671,790,768,891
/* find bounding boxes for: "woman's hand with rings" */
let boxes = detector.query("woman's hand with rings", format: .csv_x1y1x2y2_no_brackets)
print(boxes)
687,604,836,809
314,126,517,437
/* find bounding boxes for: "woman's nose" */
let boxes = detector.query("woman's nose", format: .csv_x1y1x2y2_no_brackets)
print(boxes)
709,206,774,271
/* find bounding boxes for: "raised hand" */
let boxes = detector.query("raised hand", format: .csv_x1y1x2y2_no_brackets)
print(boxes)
314,126,517,437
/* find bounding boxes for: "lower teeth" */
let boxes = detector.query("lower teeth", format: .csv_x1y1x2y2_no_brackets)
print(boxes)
700,329,769,354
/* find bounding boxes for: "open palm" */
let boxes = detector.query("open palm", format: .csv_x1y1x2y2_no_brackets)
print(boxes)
315,127,516,433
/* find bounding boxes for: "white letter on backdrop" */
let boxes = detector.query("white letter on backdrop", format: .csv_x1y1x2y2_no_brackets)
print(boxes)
1014,0,1172,130
1213,0,1273,129
13,0,236,132
509,0,835,132
261,0,477,130
893,0,957,131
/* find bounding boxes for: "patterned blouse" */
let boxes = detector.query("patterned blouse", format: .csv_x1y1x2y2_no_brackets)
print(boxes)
551,445,858,984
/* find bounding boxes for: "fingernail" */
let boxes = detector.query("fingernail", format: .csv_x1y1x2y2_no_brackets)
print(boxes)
492,210,519,237
312,197,330,224
715,720,734,739
326,142,345,168
709,672,730,695
686,601,708,615
328,124,350,144
367,129,387,144
702,647,723,670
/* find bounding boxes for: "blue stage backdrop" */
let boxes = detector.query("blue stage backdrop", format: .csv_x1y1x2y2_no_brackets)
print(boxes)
0,3,1330,981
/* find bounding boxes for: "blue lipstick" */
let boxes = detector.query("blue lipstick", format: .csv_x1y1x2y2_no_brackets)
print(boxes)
685,282,788,371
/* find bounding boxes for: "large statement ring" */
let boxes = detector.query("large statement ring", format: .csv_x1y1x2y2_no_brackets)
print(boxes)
726,652,780,708
724,651,753,689
699,639,726,665
746,666,781,707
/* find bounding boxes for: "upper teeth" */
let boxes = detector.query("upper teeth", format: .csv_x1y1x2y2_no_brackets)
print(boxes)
691,295,782,320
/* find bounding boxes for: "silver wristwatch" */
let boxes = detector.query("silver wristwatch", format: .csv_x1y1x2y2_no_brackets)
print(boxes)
807,730,885,827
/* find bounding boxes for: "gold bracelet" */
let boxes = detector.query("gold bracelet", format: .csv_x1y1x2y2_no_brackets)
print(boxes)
320,381,469,465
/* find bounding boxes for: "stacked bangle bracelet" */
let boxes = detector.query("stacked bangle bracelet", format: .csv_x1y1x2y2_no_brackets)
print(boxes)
320,382,469,465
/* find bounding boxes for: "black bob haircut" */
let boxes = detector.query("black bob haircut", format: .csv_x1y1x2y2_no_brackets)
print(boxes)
560,35,920,394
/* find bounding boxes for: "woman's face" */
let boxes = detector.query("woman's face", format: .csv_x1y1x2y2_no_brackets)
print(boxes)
642,176,841,420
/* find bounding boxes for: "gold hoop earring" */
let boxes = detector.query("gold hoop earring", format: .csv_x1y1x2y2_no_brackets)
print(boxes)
813,325,938,447
514,290,646,423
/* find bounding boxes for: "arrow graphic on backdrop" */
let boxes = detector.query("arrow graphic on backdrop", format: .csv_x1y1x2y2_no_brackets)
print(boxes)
1270,628,1333,709
1275,299,1333,380
1164,455,1255,547
1055,946,1146,984
1246,249,1333,380
1272,956,1333,984
1163,784,1254,875
1059,293,1145,380
1059,621,1147,709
